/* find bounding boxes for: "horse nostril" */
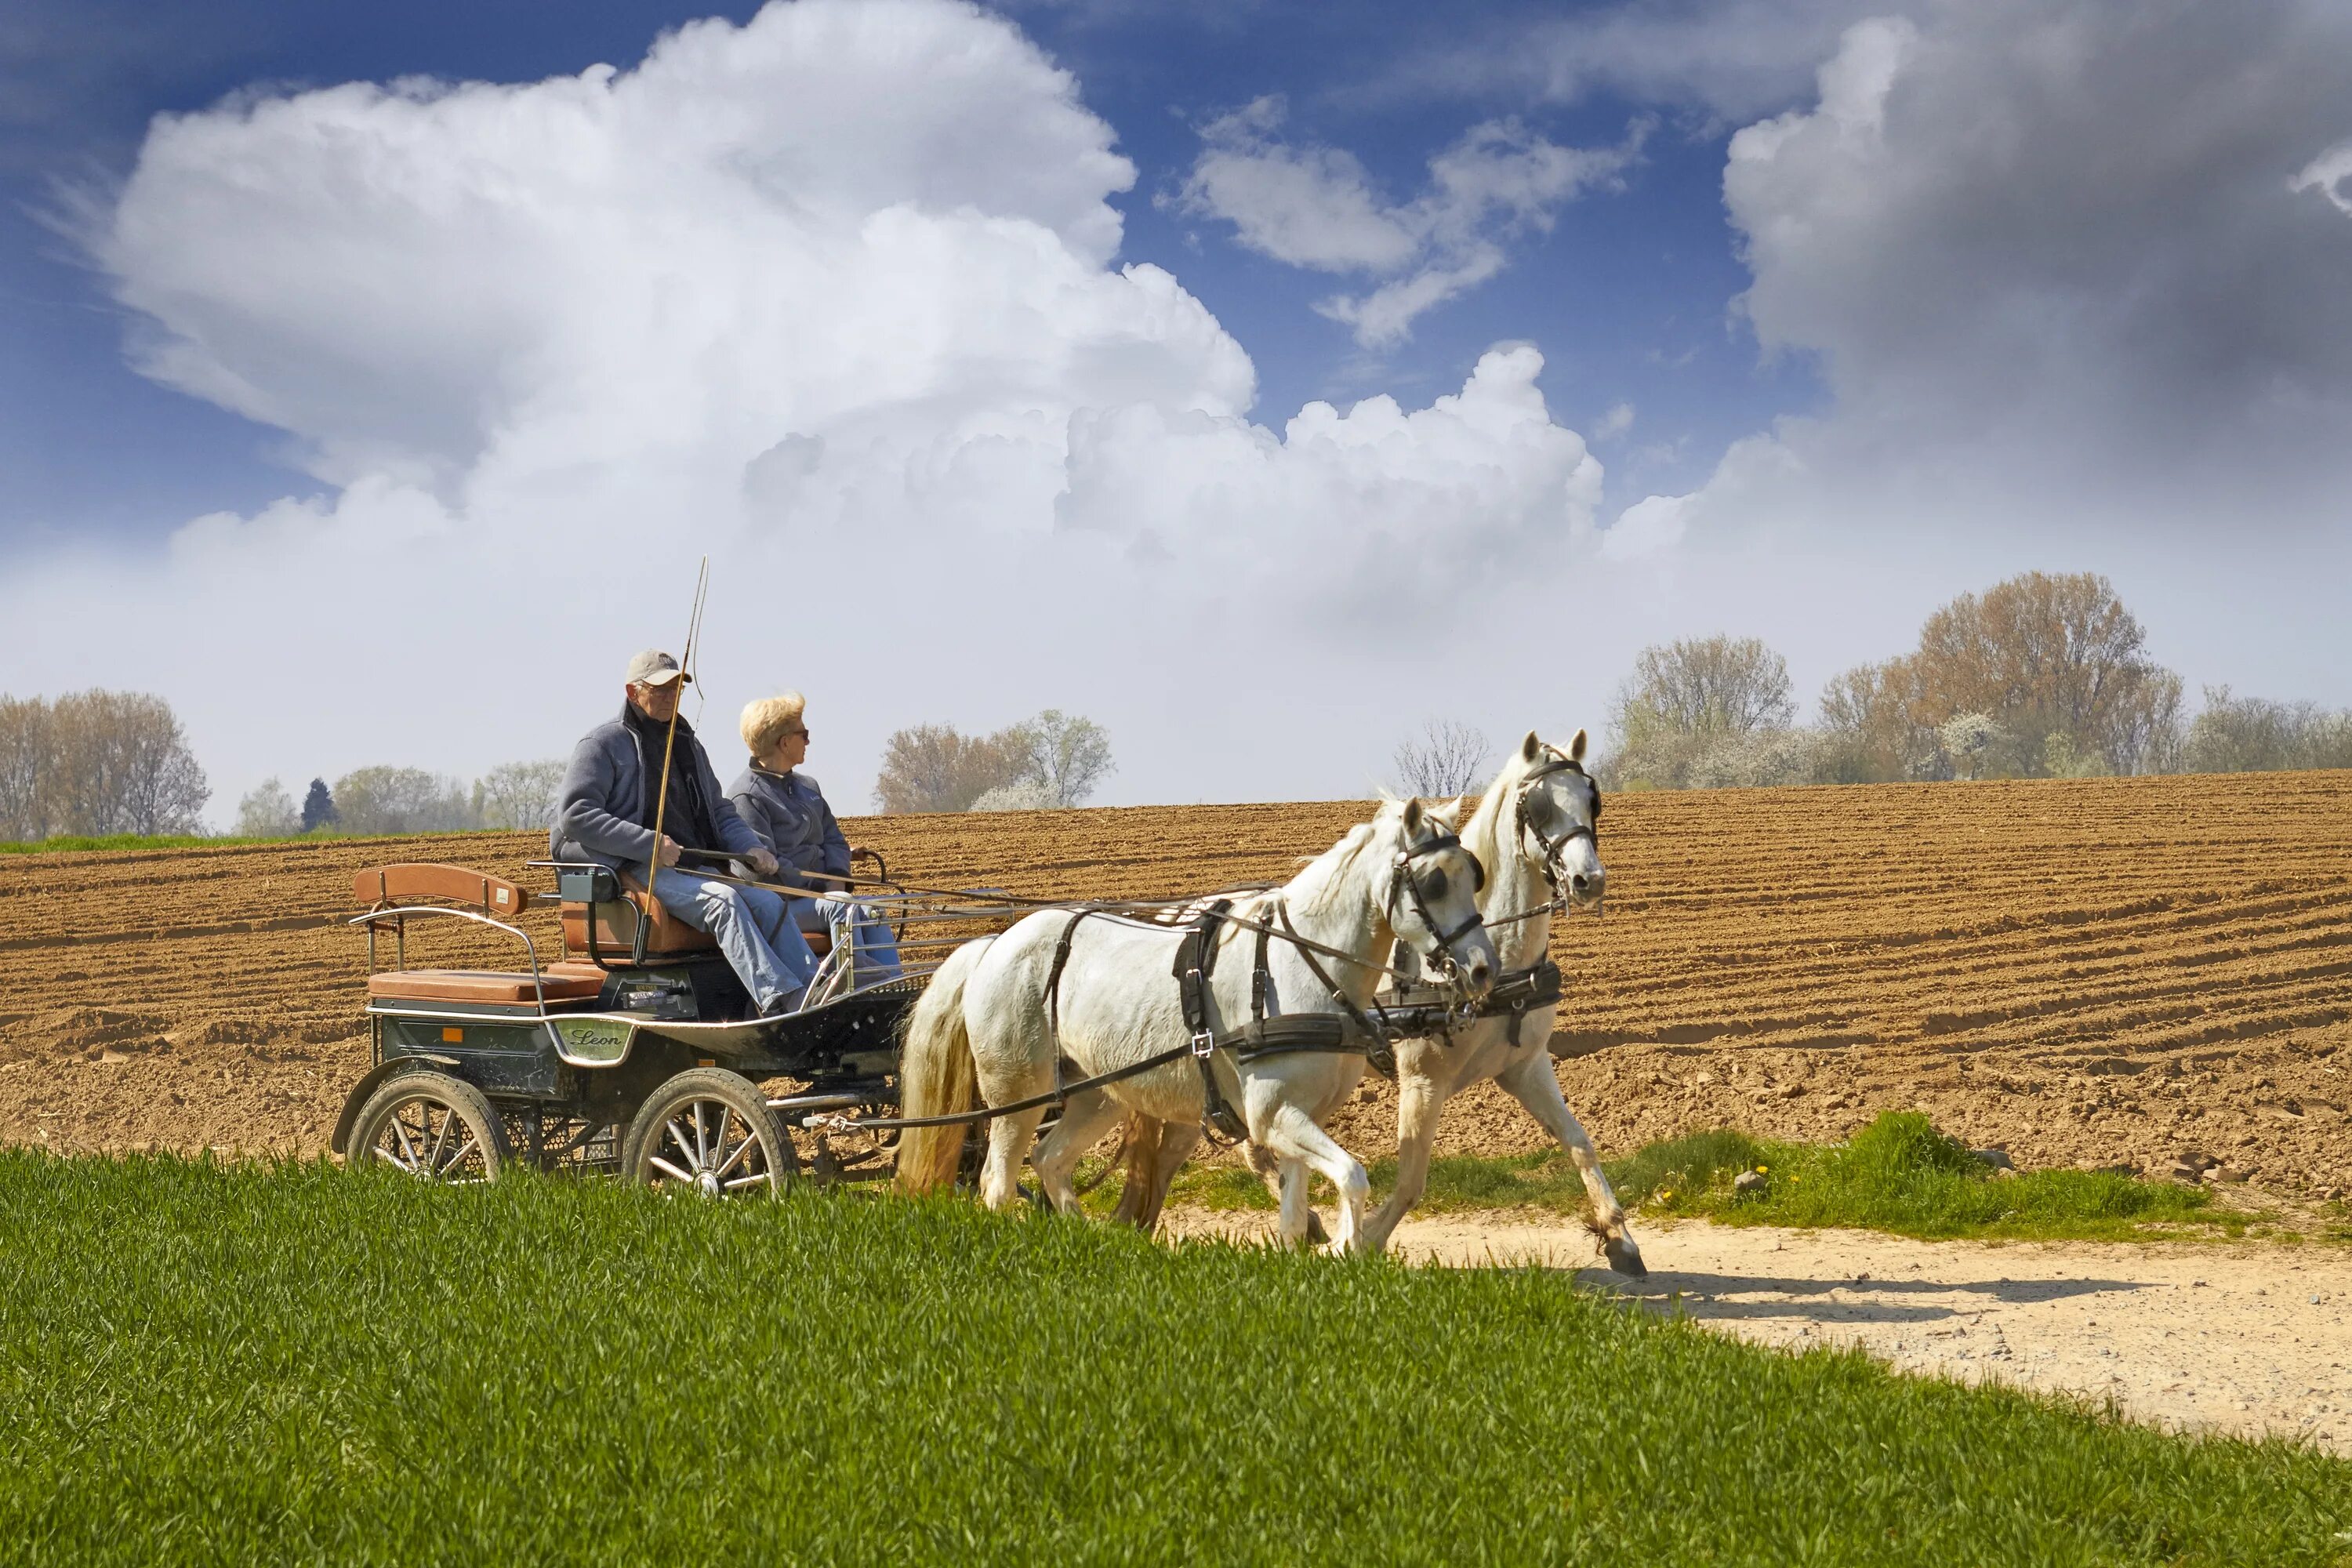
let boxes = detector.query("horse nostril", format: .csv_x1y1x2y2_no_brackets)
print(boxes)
1570,874,1591,895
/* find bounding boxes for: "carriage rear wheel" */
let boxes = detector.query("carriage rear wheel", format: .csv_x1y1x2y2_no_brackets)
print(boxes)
622,1068,799,1198
347,1071,510,1183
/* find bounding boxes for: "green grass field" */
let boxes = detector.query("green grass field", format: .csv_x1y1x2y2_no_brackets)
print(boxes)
1,1153,2346,1565
0,827,518,854
1167,1112,2265,1245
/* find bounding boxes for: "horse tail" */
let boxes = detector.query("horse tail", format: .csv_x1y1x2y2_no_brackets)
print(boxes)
895,936,991,1196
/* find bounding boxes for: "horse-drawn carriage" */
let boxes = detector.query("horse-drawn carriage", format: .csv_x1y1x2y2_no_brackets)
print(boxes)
330,854,997,1192
325,730,1646,1269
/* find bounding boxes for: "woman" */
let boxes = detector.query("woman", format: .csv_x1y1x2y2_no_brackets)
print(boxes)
728,692,903,984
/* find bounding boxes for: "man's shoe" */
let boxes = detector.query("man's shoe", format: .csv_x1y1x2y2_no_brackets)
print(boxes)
760,987,806,1019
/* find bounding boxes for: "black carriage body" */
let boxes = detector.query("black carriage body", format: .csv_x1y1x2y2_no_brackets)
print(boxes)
365,964,914,1091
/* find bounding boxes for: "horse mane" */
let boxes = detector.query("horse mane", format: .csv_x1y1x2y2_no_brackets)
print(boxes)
1461,742,1541,884
1284,811,1388,921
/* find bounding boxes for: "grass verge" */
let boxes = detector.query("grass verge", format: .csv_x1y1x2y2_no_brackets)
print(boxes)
1160,1112,2261,1244
4,1151,2343,1565
0,827,521,855
1616,1113,2255,1243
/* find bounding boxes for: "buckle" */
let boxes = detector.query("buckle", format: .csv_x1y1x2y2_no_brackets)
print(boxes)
1190,1029,1217,1058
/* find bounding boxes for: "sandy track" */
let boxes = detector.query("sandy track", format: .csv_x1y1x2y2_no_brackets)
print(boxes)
1171,1209,2352,1454
2,774,2350,1193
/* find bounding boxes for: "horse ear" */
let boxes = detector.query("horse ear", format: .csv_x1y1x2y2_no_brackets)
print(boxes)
1521,730,1541,763
1569,728,1588,763
1401,797,1425,833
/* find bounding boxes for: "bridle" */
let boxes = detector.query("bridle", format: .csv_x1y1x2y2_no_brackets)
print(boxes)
1386,826,1488,983
1514,753,1602,914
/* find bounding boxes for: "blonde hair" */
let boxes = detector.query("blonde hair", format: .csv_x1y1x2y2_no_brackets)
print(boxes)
740,692,807,757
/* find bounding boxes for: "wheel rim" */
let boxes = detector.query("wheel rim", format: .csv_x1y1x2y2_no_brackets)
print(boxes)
364,1092,493,1183
643,1097,782,1197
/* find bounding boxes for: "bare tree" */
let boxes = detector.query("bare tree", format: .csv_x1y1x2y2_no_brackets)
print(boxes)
1392,720,1490,797
0,696,53,841
1018,710,1115,807
45,691,211,836
1908,572,2180,775
880,711,1116,812
332,766,476,834
873,723,1031,813
1615,636,1795,741
476,759,567,830
234,778,303,837
2183,686,2352,773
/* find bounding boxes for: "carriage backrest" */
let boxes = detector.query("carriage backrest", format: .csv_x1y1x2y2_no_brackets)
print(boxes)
353,863,534,919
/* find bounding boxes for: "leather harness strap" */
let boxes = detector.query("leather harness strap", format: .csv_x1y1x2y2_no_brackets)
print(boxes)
1171,899,1247,1142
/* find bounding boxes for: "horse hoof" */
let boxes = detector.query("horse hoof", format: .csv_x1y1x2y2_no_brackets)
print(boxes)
1604,1236,1648,1278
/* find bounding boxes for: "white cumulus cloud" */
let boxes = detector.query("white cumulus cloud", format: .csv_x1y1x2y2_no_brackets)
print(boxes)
11,0,1653,817
1174,97,1644,348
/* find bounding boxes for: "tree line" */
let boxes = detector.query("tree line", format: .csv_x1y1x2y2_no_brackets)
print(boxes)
873,710,1114,812
1599,572,2352,791
0,691,211,840
234,760,569,837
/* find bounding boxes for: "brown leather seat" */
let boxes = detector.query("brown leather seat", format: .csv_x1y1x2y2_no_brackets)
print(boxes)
367,962,608,1005
560,896,830,960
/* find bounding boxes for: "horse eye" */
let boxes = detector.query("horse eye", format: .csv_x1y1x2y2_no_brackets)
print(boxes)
1422,868,1447,900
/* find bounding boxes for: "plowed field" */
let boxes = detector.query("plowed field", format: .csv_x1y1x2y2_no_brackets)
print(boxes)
3,773,2350,1192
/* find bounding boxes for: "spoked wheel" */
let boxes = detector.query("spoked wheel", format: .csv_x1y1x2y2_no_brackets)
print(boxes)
347,1071,510,1183
622,1069,799,1199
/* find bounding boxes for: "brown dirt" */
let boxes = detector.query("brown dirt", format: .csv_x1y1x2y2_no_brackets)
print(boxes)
3,773,2350,1195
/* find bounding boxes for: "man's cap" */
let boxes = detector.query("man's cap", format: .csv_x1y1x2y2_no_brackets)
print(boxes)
625,649,691,687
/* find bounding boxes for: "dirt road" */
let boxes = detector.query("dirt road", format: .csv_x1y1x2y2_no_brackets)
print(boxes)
1391,1214,2352,1454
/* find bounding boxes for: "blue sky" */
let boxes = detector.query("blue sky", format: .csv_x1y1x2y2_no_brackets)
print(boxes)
0,0,1813,545
4,0,2349,816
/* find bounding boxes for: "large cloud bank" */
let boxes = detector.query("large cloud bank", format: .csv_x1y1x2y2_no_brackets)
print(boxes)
19,0,1628,812
1623,0,2352,695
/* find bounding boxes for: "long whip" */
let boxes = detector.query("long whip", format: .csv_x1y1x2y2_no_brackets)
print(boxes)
644,557,711,893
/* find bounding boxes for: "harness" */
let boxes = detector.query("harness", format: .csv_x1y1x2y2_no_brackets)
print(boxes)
1515,753,1601,906
1354,756,1599,1076
828,822,1492,1140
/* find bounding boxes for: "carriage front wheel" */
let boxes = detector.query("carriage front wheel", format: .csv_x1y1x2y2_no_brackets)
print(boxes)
346,1070,510,1183
622,1068,799,1198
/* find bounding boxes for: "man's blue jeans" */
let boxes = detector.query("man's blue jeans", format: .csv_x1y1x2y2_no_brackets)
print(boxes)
644,865,817,1013
793,897,904,982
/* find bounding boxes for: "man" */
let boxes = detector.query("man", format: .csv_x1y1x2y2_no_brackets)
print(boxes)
728,691,902,982
550,650,817,1016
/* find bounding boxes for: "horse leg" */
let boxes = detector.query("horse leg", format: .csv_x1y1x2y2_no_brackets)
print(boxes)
978,1105,1050,1211
1358,1062,1444,1257
1247,1140,1330,1246
1275,1156,1312,1246
1261,1103,1370,1255
1495,1049,1647,1278
1112,1119,1200,1232
1029,1088,1126,1216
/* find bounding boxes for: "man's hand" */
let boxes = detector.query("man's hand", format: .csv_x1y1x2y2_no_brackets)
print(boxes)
744,848,780,878
655,834,683,869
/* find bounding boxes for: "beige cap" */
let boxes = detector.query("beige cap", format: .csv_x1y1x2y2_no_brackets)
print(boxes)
624,649,690,687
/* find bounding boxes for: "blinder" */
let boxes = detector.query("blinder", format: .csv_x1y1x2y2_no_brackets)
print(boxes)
1515,752,1602,903
1388,827,1487,973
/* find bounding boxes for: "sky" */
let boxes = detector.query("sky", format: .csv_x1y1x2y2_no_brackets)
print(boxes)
3,0,2349,821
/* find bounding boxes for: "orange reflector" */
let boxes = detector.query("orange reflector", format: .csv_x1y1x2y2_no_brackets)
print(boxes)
441,1026,463,1043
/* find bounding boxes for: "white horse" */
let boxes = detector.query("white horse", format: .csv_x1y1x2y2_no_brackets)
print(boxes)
895,798,1498,1254
1348,730,1645,1272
